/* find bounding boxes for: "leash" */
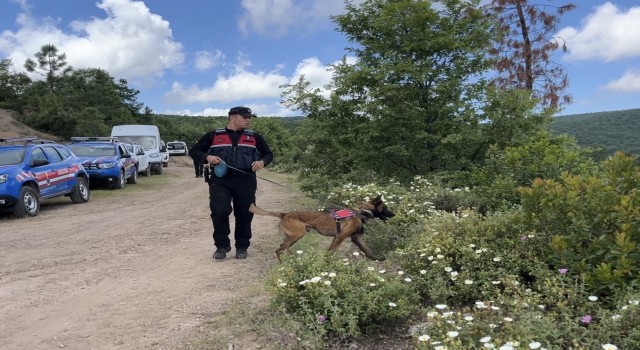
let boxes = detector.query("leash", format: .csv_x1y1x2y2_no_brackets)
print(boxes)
207,161,287,187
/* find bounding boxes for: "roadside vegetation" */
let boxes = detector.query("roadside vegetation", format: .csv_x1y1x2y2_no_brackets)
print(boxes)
2,0,639,349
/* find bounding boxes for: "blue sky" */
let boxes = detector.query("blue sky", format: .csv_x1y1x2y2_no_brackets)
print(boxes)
0,0,638,117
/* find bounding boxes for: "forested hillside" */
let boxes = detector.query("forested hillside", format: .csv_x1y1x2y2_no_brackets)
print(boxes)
550,108,640,155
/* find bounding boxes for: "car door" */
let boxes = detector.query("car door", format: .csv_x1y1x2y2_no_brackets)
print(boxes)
29,146,64,198
118,144,135,178
55,145,82,191
136,145,149,171
124,144,138,166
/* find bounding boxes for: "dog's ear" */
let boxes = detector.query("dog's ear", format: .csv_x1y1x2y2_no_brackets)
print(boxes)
371,195,382,205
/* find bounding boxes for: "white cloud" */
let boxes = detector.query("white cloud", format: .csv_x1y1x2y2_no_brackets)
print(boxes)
289,57,342,98
164,55,356,105
557,2,640,62
604,69,640,92
238,0,360,38
163,66,289,104
163,103,284,117
0,0,184,83
163,107,228,117
194,50,224,71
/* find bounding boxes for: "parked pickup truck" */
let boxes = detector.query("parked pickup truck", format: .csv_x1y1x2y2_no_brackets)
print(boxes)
67,137,137,189
0,137,90,217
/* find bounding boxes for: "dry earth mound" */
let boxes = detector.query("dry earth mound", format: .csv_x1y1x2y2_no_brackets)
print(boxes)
0,109,61,140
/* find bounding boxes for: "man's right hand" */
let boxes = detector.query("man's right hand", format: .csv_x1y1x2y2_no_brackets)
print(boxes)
206,155,221,165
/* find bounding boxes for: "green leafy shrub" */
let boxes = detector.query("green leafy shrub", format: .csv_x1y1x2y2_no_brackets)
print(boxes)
268,250,419,341
519,152,640,296
465,132,599,211
389,207,639,349
266,160,640,348
391,210,550,306
359,219,424,257
412,277,640,350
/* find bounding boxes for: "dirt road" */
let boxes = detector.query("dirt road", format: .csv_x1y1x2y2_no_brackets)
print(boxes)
0,157,293,350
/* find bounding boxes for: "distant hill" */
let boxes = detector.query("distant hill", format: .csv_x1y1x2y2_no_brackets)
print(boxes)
0,109,61,141
549,108,640,156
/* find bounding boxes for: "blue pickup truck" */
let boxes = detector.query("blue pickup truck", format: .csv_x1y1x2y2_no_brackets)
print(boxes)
67,137,138,189
0,137,90,217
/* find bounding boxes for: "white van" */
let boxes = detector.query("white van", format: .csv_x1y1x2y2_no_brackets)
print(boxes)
111,125,165,175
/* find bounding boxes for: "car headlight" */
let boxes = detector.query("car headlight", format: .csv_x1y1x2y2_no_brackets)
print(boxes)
0,174,7,183
149,153,160,158
98,163,116,169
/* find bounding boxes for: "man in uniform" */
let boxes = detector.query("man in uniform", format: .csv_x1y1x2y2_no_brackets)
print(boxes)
189,106,273,259
191,139,204,178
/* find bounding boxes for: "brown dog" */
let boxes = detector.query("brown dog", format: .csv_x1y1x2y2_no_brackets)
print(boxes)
249,195,395,261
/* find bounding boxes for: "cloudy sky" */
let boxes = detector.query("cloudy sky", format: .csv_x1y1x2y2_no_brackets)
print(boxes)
0,0,638,117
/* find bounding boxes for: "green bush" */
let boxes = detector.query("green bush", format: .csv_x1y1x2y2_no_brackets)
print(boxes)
464,132,599,212
385,203,638,349
359,219,424,257
266,164,640,349
391,210,549,306
268,250,419,341
519,152,640,296
412,279,640,349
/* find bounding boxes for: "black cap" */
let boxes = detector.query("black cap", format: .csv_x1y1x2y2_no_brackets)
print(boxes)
228,106,256,118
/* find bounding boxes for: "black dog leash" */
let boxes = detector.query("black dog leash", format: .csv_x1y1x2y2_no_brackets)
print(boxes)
205,162,287,187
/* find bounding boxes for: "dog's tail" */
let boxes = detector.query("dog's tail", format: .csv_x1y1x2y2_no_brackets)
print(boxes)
249,203,287,219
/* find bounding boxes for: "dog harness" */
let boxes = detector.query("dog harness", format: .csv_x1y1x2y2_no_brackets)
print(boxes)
331,209,356,233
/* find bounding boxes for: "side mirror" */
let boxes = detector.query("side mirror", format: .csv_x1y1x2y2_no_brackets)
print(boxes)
138,151,145,156
31,159,50,167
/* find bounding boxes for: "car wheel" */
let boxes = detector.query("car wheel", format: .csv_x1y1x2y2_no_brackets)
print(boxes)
13,186,40,217
155,167,163,175
114,170,125,189
143,166,151,177
162,161,168,168
127,167,138,184
70,177,90,203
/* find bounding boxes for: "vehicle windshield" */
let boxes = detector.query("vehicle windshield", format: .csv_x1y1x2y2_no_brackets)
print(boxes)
125,145,134,153
68,144,116,157
115,136,157,151
0,148,25,166
168,143,185,150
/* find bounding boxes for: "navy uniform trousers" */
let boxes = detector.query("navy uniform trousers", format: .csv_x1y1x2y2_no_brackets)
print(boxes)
208,173,257,250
